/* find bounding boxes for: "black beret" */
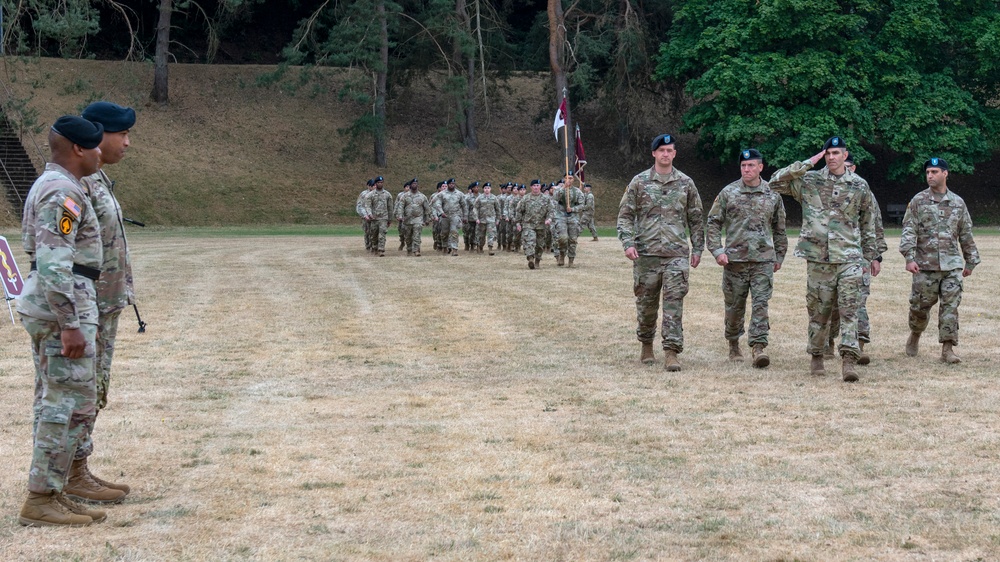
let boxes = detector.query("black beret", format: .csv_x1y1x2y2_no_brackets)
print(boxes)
924,157,948,171
584,183,592,188
845,153,855,164
410,177,418,183
484,182,491,187
448,178,456,183
403,180,412,188
367,179,375,187
82,101,136,133
436,181,445,188
51,115,103,149
822,136,846,150
650,133,675,151
739,148,763,162
375,176,384,182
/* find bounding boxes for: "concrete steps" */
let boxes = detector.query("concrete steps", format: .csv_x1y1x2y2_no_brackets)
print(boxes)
0,114,39,216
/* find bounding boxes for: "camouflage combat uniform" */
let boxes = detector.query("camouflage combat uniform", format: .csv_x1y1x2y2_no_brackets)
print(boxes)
497,190,510,250
356,188,373,251
473,192,502,252
433,188,468,252
706,178,787,348
617,167,704,353
18,163,102,494
464,191,479,250
769,161,878,358
429,189,444,251
516,191,554,261
828,193,888,346
363,188,393,253
581,190,598,238
899,188,980,344
395,189,433,255
550,184,586,261
508,191,522,251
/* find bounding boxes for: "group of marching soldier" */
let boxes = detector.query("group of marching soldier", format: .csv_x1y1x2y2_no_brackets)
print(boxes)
355,175,598,267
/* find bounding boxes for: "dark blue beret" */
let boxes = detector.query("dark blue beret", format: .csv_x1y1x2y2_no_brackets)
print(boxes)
468,182,479,189
448,178,456,183
740,148,763,162
375,176,384,182
651,133,675,151
82,101,136,133
924,157,948,171
484,182,491,187
845,153,855,164
367,179,375,186
823,136,846,150
51,115,103,149
410,177,418,183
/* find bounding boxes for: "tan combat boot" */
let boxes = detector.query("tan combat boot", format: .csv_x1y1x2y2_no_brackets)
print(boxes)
592,236,599,241
842,355,859,382
527,256,535,269
640,342,655,364
19,491,93,527
488,245,494,256
857,342,870,365
810,354,825,376
556,254,565,266
728,340,744,362
823,338,836,360
64,458,126,504
57,493,107,523
905,332,920,357
751,344,769,369
534,256,541,268
568,257,574,268
83,457,130,496
399,241,405,251
664,350,682,372
941,342,961,364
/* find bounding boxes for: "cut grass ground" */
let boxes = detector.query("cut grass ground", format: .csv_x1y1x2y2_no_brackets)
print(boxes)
0,229,997,561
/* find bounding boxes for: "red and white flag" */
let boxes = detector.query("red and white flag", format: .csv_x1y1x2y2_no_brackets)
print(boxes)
552,98,567,141
574,124,587,182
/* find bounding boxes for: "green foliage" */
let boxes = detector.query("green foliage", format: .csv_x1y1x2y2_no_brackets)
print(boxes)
655,0,1000,179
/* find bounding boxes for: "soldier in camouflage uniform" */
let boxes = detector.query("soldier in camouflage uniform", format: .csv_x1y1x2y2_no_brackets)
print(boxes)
433,179,468,255
516,180,553,269
509,185,524,252
550,174,587,267
395,178,433,256
17,116,108,527
769,137,878,382
497,184,510,251
363,176,393,257
581,184,598,241
430,181,447,251
473,183,502,255
463,183,480,251
617,134,704,371
396,181,411,251
356,179,375,252
706,149,787,369
899,157,980,364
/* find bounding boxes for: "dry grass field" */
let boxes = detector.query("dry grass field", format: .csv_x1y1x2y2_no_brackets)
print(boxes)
0,228,998,561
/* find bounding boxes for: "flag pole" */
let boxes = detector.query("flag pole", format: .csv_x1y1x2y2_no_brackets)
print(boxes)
562,88,571,212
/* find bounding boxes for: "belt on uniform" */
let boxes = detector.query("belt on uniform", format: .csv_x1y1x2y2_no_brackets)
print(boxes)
29,261,101,281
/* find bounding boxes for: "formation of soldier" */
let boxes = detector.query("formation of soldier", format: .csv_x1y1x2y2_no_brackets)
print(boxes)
618,134,979,382
16,103,138,527
355,174,599,267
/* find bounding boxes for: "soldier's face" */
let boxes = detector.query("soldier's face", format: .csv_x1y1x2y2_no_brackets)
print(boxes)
926,167,947,188
99,130,130,166
448,182,456,190
375,180,384,190
740,159,763,183
825,148,847,171
484,186,491,194
652,144,676,168
531,184,541,195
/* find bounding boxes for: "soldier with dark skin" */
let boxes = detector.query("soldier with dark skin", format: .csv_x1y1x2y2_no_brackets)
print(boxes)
362,176,393,256
433,178,468,256
356,179,375,252
515,180,553,269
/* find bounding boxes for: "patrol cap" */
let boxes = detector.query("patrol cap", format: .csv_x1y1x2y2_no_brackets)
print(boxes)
739,148,763,162
51,115,103,149
650,133,675,151
924,157,948,171
530,179,541,186
81,101,136,133
822,136,846,150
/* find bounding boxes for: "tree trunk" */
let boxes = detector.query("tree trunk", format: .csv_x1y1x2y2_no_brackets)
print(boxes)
455,0,478,150
150,0,172,105
548,0,572,174
374,0,388,167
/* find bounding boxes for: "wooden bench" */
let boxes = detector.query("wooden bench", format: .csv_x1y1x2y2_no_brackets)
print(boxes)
886,203,907,224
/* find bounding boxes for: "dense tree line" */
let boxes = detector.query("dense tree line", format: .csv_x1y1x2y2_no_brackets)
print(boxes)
1,0,997,174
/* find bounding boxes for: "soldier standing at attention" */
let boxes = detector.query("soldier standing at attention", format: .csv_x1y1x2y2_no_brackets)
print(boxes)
581,183,598,241
473,183,502,255
550,174,586,267
363,176,393,257
516,179,553,269
433,178,468,256
899,157,979,363
769,137,878,382
357,179,375,252
58,102,138,504
18,116,107,526
706,148,787,369
617,134,704,372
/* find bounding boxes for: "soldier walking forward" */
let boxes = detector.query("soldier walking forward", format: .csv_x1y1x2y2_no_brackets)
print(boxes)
550,174,586,267
433,179,468,256
395,178,433,256
363,176,393,257
617,134,704,372
515,180,553,269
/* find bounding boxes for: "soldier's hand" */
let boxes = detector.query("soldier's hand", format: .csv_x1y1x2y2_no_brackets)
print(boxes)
690,254,701,268
905,261,920,274
60,328,86,359
773,262,782,273
810,150,826,166
516,224,522,232
963,268,972,277
624,247,638,261
715,254,729,266
870,260,881,277
544,219,551,225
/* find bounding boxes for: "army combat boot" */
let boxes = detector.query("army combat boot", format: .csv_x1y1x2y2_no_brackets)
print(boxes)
534,256,541,269
527,256,535,269
842,355,859,383
640,342,655,364
19,491,93,527
57,493,107,523
810,354,825,376
556,254,565,266
82,457,130,496
941,342,961,364
664,350,682,372
488,245,495,256
64,458,126,504
751,344,769,369
823,338,836,360
568,257,574,268
905,332,920,357
728,340,744,362
857,342,871,366
592,236,599,241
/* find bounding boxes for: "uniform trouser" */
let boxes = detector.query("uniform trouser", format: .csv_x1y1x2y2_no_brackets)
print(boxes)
372,218,389,252
828,267,873,343
581,214,598,237
512,224,521,250
498,220,507,249
522,226,546,259
722,261,774,347
433,219,444,249
806,261,863,358
634,256,690,352
398,220,405,246
552,218,580,258
440,216,462,250
362,219,371,250
464,221,476,249
23,316,97,493
72,308,122,461
909,269,963,344
476,220,497,249
402,223,423,253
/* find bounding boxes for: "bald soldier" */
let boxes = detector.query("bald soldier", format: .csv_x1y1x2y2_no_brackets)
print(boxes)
17,116,108,526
